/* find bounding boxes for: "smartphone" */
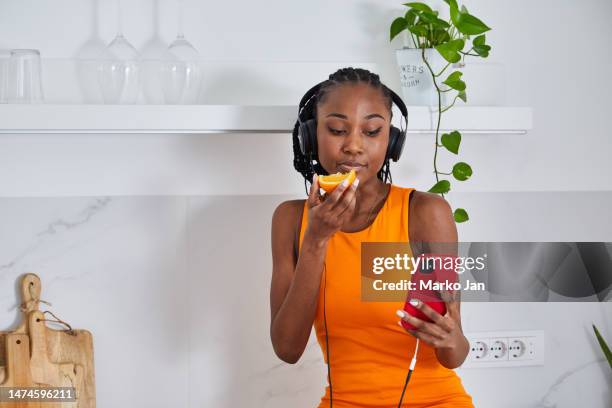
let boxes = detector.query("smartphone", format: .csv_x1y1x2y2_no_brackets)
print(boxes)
400,253,458,331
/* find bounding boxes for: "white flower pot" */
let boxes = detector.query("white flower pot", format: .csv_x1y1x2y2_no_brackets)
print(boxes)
395,47,452,107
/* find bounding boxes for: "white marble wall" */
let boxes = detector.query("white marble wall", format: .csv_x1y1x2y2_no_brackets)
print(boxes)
0,191,610,407
0,197,190,406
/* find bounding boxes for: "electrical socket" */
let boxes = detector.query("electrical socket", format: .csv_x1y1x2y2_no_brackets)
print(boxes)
508,336,537,361
462,330,544,368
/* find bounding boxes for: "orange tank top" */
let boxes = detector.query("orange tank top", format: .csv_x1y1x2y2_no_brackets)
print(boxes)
298,184,474,408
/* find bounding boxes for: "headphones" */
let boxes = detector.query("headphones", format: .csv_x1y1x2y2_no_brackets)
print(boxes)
294,81,409,164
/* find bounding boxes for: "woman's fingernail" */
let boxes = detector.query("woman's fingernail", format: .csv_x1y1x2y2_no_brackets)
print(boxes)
396,310,406,318
352,178,360,188
409,299,420,307
341,179,349,187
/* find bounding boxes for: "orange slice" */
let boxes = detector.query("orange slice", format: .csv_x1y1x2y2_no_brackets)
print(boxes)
318,169,357,193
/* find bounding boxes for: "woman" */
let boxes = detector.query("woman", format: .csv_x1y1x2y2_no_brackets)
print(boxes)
270,67,474,407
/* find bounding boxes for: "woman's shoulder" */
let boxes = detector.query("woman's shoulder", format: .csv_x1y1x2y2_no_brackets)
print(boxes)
408,189,452,214
272,199,307,258
272,199,306,226
273,199,306,216
406,188,456,242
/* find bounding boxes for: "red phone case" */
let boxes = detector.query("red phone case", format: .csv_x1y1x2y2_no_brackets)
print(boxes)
401,253,458,331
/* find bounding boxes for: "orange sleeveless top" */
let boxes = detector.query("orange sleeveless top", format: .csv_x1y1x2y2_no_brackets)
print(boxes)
297,184,474,408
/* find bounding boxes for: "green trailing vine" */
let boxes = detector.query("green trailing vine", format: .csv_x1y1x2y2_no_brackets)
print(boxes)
390,0,492,223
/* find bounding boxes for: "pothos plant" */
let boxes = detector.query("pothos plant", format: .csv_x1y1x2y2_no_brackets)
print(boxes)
390,0,491,223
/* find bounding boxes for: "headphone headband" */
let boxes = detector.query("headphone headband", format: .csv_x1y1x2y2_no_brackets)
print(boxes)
298,81,408,123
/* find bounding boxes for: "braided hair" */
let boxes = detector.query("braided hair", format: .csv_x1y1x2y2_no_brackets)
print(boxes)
292,67,395,196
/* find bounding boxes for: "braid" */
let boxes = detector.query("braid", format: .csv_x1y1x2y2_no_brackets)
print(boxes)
316,68,393,114
292,67,396,195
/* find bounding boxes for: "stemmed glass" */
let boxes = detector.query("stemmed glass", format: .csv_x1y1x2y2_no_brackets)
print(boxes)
97,0,140,104
161,0,202,104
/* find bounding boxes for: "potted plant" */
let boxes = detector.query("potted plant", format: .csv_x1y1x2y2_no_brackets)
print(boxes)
390,0,491,223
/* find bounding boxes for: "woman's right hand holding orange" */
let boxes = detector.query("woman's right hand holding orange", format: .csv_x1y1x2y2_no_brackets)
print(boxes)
304,174,360,243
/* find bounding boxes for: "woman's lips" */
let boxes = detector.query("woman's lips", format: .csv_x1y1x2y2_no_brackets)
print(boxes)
338,163,366,172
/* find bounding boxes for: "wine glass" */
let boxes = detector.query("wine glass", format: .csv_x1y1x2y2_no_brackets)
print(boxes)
97,0,140,104
161,0,202,104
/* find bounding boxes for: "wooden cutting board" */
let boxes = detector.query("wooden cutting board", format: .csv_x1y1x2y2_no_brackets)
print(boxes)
0,333,41,408
28,310,84,407
0,274,95,407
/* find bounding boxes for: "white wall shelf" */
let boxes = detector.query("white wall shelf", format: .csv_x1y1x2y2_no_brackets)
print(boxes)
0,104,532,134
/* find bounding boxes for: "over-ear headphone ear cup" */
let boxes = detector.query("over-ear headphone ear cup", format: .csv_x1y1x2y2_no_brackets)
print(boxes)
297,122,307,156
393,127,406,161
298,121,311,157
387,126,400,161
298,118,318,157
307,119,318,158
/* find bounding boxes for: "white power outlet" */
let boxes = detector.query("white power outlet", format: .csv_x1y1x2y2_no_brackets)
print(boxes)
508,336,537,361
462,330,544,368
490,338,508,361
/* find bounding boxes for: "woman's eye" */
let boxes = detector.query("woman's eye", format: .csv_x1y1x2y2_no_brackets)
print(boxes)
329,128,345,135
366,127,382,136
327,127,381,136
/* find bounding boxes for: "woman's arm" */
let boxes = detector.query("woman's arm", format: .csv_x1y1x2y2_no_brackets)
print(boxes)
400,192,470,369
269,200,329,364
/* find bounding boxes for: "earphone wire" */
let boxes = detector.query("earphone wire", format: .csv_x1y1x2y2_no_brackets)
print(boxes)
397,337,419,407
323,261,333,407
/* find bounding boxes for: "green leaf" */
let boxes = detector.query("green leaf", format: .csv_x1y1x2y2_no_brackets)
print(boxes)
473,43,491,57
593,324,612,370
457,90,467,102
418,11,438,24
443,0,458,9
433,29,451,44
442,70,466,91
417,11,450,30
452,162,472,181
444,70,463,82
390,17,408,41
405,9,418,26
455,12,491,35
441,130,461,154
472,34,491,57
428,180,451,194
447,0,462,26
430,16,450,29
435,39,464,63
473,34,486,46
408,24,429,37
453,208,469,223
404,2,433,13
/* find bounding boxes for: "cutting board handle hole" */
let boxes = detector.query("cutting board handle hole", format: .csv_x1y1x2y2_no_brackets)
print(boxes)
36,318,40,322
16,339,21,344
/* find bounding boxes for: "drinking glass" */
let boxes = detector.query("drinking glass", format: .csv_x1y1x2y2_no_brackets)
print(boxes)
97,0,140,104
7,49,44,103
161,0,202,104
